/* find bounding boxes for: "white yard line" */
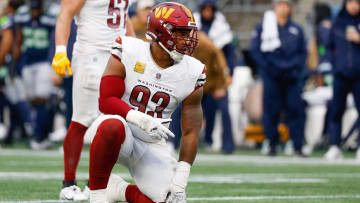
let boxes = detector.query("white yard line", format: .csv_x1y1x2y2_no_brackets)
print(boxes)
0,171,358,179
0,172,329,183
0,201,70,203
1,149,359,166
188,194,360,201
1,195,360,202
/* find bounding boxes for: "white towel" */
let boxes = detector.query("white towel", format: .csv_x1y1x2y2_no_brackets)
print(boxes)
261,10,281,52
194,12,233,49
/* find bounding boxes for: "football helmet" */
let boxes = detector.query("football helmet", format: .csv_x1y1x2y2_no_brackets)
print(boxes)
146,2,198,62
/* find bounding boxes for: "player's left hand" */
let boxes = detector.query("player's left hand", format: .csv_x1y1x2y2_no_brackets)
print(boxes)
166,161,191,203
52,51,72,77
165,190,186,203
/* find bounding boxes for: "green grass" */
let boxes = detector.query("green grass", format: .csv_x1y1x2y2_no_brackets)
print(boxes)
0,147,359,203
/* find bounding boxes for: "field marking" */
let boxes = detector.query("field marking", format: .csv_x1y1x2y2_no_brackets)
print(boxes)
0,172,328,184
1,149,359,166
1,195,360,202
188,194,360,201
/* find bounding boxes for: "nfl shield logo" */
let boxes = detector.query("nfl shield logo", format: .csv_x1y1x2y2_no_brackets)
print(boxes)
156,73,161,80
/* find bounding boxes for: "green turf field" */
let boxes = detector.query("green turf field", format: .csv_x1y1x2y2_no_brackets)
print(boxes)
0,147,359,203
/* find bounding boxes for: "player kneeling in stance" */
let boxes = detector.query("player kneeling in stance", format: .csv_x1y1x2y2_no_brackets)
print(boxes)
86,2,206,203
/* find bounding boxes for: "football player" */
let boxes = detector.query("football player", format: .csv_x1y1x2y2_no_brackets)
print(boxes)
15,0,56,149
51,0,135,200
0,0,33,146
86,2,205,203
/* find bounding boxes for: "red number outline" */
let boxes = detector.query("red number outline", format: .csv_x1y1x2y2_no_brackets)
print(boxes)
107,0,129,29
129,85,171,118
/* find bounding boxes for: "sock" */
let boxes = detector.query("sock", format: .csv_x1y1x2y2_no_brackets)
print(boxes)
125,185,155,203
89,119,125,190
14,101,32,125
34,103,48,142
63,121,88,182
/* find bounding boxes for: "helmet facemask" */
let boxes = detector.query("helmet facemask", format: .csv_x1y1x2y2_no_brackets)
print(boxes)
157,22,198,62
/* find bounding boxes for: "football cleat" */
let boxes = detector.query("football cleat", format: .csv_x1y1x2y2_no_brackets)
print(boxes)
324,145,343,160
90,189,109,203
82,184,90,200
59,185,88,201
106,174,129,203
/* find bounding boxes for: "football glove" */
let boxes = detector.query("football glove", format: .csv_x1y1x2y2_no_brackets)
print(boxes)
126,110,175,141
166,191,186,203
166,161,191,203
52,46,72,77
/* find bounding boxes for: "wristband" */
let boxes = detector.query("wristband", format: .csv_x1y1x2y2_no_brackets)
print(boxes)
172,161,191,191
56,45,67,53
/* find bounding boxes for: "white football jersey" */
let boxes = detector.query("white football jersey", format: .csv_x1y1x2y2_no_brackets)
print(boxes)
73,0,130,55
111,36,206,119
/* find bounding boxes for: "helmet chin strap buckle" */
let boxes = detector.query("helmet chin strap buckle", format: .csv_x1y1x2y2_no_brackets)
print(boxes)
158,41,184,63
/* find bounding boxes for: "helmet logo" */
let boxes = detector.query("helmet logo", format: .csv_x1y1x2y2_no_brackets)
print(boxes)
155,7,175,19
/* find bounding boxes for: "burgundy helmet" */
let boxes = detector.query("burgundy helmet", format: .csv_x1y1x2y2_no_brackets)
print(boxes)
146,2,198,61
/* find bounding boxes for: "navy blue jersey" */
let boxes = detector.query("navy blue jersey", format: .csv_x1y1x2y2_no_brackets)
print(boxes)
249,20,307,79
16,13,56,65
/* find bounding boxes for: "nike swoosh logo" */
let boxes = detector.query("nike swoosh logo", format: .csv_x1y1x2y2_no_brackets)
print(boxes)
53,56,66,66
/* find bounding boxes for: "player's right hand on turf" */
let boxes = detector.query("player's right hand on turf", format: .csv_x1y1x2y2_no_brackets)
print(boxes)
52,47,72,77
126,110,175,141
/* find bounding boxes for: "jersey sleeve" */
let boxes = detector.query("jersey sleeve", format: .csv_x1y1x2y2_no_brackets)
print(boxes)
111,36,123,62
195,65,206,90
0,16,11,31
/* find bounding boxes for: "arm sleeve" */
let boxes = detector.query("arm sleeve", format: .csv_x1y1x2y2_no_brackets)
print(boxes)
0,16,11,31
98,75,132,118
295,27,307,69
325,26,335,66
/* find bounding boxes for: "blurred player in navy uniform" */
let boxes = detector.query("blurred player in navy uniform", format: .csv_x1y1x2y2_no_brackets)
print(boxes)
250,0,307,156
15,0,56,149
0,0,34,146
324,0,360,160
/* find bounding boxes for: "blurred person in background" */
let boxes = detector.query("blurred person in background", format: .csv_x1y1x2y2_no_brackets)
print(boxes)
192,0,235,154
0,0,34,146
170,32,234,154
324,0,360,161
194,0,238,76
301,2,333,155
250,0,307,156
131,0,154,41
196,32,234,154
15,0,56,150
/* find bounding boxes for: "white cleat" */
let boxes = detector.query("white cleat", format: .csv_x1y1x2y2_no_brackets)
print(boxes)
83,185,90,200
106,174,129,203
60,185,88,201
90,189,109,203
356,148,360,162
324,145,343,160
